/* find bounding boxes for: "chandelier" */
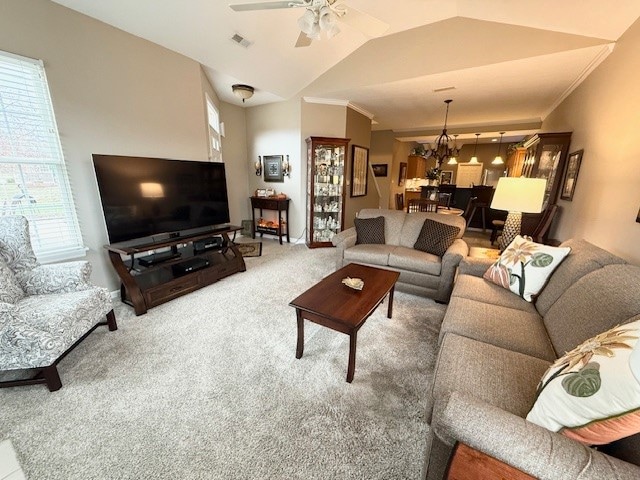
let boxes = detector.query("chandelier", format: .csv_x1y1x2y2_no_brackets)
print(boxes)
424,99,460,168
297,0,346,40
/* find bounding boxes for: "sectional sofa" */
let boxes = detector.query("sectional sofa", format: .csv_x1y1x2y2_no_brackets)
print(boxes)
424,239,640,479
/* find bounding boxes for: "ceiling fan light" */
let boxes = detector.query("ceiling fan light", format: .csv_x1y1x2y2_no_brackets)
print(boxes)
298,9,317,35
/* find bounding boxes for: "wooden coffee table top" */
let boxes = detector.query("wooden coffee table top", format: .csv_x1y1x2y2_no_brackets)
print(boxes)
289,263,400,329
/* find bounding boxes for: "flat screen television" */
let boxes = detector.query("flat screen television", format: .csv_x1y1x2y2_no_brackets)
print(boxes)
93,154,230,245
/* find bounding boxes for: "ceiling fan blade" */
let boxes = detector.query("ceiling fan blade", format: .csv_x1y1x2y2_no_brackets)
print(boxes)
229,1,296,12
295,31,313,48
340,6,389,37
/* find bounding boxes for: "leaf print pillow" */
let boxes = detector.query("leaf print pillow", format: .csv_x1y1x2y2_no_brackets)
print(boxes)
483,235,570,301
527,320,640,445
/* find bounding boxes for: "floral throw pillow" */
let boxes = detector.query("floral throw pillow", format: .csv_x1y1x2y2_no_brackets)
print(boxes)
483,235,570,302
527,320,640,445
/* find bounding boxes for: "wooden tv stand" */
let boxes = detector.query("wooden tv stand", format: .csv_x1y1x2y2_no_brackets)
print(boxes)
105,226,245,315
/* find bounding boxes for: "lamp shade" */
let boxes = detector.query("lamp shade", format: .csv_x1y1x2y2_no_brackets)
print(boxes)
490,177,546,213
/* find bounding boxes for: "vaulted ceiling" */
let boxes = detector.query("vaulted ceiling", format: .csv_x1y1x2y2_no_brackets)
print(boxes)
52,0,640,143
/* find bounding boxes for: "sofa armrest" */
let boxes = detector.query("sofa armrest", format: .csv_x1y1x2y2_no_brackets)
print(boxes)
436,391,640,480
0,302,59,370
331,227,357,249
458,256,495,277
433,239,469,303
16,261,92,295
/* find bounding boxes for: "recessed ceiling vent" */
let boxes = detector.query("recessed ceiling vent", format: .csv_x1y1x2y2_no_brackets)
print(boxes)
231,33,252,48
433,86,456,93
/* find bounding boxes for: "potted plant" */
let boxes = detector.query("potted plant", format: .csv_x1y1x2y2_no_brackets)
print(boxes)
426,167,440,186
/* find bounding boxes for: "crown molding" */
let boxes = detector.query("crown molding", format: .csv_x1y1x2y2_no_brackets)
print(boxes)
302,96,375,120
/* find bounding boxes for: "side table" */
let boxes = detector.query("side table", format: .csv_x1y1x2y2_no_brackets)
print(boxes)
250,196,290,245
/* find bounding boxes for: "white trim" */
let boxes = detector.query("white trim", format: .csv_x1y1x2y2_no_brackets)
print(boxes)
0,49,42,65
542,43,615,120
302,97,375,120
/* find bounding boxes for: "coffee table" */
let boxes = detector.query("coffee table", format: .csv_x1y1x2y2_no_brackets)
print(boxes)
289,263,400,383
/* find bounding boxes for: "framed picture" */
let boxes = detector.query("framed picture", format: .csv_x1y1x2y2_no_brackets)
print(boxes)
263,155,284,182
560,149,583,201
372,164,388,177
351,145,369,197
440,170,453,185
398,162,407,186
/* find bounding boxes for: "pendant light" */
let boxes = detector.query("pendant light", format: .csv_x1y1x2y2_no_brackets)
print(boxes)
424,99,460,168
492,132,505,165
470,133,480,163
447,135,459,165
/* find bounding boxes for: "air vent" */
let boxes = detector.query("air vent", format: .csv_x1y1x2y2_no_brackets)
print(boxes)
433,86,456,93
231,33,252,48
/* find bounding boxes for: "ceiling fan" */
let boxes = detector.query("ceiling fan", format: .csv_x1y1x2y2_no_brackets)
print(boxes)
229,0,389,48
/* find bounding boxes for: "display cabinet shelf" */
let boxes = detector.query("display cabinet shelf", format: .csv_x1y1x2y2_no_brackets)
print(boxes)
306,136,350,248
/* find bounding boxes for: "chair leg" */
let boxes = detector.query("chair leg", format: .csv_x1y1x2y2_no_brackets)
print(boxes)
106,309,117,331
42,365,62,392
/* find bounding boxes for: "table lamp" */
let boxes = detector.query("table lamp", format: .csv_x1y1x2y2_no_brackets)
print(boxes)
490,177,547,250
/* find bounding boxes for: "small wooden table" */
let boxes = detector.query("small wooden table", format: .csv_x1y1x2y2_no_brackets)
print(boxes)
289,263,400,383
446,443,535,480
250,196,290,244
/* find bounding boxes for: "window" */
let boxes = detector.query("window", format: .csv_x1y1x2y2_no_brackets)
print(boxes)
206,94,222,162
0,50,84,263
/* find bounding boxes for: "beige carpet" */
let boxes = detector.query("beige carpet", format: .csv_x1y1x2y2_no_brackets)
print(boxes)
0,240,445,479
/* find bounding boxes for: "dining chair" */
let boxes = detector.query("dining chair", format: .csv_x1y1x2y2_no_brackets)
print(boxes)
407,198,439,213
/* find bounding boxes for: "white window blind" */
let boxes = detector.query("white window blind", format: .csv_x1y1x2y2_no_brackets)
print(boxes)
206,94,222,162
0,50,84,263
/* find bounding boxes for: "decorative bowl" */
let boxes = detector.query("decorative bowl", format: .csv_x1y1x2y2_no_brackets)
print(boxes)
342,277,364,291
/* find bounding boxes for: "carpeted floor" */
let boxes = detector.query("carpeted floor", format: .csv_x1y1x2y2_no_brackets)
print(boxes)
0,240,446,479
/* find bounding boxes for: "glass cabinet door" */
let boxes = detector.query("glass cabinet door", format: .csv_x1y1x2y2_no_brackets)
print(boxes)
306,137,349,248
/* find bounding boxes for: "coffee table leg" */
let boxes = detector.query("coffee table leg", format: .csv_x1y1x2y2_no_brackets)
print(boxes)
387,285,395,319
295,309,304,359
347,330,357,383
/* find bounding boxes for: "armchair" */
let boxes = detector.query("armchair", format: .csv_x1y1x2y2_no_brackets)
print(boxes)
0,216,116,391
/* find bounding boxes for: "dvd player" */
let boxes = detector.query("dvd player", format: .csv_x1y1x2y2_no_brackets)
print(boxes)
171,257,210,276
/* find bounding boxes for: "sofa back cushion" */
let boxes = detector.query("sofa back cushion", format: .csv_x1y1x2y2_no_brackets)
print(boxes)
399,212,466,249
357,209,406,246
0,257,24,304
535,239,625,316
543,264,640,357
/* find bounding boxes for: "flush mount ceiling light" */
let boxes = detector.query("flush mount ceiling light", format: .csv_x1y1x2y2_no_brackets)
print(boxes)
232,84,254,103
470,133,481,164
492,132,505,165
424,99,461,168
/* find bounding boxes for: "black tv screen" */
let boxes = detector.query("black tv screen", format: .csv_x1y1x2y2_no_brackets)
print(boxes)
93,155,230,244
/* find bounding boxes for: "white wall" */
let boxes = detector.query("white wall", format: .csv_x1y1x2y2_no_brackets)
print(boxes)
542,17,640,264
0,0,234,289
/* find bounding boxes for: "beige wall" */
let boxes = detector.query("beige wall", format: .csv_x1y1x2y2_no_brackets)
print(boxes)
219,102,251,226
0,0,226,289
370,130,395,208
344,107,375,228
542,17,640,265
246,99,303,238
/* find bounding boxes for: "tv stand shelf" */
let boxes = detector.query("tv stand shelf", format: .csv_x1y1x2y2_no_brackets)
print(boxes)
105,225,245,315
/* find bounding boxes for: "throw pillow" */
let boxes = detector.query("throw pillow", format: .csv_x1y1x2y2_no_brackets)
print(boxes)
0,257,24,304
527,320,640,446
483,235,570,302
354,216,385,245
413,218,460,257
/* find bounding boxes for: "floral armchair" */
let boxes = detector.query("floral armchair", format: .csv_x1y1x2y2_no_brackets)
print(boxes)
0,216,116,391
